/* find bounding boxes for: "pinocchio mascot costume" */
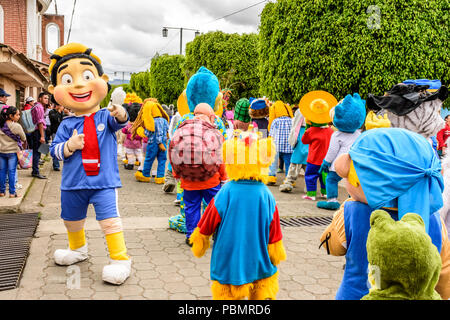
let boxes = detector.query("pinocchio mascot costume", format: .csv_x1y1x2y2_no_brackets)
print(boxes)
49,43,132,285
189,130,287,300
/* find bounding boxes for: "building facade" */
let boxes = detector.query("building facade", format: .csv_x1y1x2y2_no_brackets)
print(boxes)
0,0,64,109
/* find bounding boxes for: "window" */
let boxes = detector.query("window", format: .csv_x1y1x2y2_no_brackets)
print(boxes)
46,23,60,54
0,5,4,43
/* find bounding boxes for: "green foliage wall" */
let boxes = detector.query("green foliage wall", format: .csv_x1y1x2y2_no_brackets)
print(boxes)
149,54,185,105
127,55,185,106
184,31,260,107
259,0,449,106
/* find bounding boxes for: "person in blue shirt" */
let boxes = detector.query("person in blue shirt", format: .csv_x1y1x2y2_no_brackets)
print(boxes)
48,43,132,285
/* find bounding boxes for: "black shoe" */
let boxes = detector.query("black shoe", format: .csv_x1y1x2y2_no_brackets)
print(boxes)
53,167,60,171
185,238,192,247
32,173,47,179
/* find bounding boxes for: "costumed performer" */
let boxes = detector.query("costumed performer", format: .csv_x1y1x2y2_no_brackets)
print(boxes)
49,43,132,285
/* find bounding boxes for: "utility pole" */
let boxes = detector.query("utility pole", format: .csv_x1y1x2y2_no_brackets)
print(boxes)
162,27,200,55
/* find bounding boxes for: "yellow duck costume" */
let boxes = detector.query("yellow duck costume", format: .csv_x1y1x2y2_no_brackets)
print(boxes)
48,43,131,285
189,131,287,300
131,100,170,183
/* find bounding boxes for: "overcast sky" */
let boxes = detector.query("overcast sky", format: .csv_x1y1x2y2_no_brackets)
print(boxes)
47,0,268,80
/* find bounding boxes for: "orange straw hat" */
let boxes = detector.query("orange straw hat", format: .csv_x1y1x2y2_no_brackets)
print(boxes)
299,90,338,124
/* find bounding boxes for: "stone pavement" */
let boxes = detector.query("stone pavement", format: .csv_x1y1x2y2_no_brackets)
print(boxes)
0,159,348,300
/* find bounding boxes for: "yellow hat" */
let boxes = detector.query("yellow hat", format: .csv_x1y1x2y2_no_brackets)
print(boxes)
177,90,190,116
299,91,337,124
49,42,101,77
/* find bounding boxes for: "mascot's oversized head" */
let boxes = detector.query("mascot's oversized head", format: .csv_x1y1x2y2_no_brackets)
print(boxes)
48,43,109,115
186,66,220,112
329,93,366,133
362,210,441,300
223,130,276,183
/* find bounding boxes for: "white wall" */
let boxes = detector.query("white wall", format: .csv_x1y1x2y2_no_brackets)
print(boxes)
26,0,37,60
0,4,4,43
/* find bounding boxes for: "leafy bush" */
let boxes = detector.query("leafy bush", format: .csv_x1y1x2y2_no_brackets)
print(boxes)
149,54,185,105
185,31,260,107
259,0,449,108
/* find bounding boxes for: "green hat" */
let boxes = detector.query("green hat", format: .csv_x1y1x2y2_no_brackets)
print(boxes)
234,98,251,123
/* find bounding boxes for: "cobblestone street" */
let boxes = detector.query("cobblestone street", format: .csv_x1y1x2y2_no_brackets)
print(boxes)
0,160,348,300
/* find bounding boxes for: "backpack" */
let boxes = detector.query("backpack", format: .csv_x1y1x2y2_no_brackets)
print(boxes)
20,105,36,133
169,119,223,182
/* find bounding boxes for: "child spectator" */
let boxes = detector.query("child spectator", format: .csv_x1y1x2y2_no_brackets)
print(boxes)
0,106,26,197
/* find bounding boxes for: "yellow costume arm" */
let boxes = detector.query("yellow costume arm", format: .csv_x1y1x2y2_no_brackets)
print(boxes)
268,240,287,266
136,127,146,138
189,227,211,258
142,102,155,132
365,111,391,130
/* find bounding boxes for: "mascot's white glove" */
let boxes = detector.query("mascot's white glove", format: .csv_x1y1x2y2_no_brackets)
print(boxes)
64,129,85,157
107,87,128,122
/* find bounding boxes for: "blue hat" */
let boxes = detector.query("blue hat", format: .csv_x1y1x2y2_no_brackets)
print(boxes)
0,88,11,97
403,79,441,91
249,97,267,110
349,128,444,233
186,66,219,112
332,93,366,133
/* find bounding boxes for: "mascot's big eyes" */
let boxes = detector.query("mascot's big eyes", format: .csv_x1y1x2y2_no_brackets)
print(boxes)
61,74,73,85
83,70,95,81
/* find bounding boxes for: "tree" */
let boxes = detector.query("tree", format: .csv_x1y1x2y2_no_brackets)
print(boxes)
184,31,260,107
149,54,185,105
259,0,449,107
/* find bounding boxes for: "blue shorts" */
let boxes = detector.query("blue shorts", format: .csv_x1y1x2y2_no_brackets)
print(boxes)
61,188,120,221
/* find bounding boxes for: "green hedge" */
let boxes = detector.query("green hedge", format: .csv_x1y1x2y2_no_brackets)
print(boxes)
259,0,449,107
149,54,185,106
184,31,260,107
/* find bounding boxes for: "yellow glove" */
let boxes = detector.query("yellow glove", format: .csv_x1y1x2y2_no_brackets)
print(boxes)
365,111,391,130
136,127,146,138
159,143,166,151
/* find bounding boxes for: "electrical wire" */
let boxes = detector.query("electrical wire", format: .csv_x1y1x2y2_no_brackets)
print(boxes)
204,0,268,25
66,0,77,43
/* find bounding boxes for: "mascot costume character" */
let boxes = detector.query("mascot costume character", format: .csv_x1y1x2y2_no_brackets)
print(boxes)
49,43,132,285
189,130,287,300
131,99,170,184
316,93,366,210
167,67,227,234
362,210,442,300
319,128,450,300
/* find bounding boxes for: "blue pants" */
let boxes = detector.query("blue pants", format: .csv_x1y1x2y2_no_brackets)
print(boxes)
61,188,120,221
183,184,221,238
142,141,167,178
269,152,292,177
0,153,18,195
326,170,342,199
305,162,326,192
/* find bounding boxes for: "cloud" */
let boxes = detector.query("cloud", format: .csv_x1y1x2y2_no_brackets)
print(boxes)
47,0,265,76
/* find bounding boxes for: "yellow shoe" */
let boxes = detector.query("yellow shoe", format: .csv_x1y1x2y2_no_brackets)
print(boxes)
134,161,140,166
154,177,165,184
135,171,151,182
266,176,277,186
122,159,128,164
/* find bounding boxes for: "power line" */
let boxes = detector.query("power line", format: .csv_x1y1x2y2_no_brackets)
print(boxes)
66,0,77,43
204,0,268,25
